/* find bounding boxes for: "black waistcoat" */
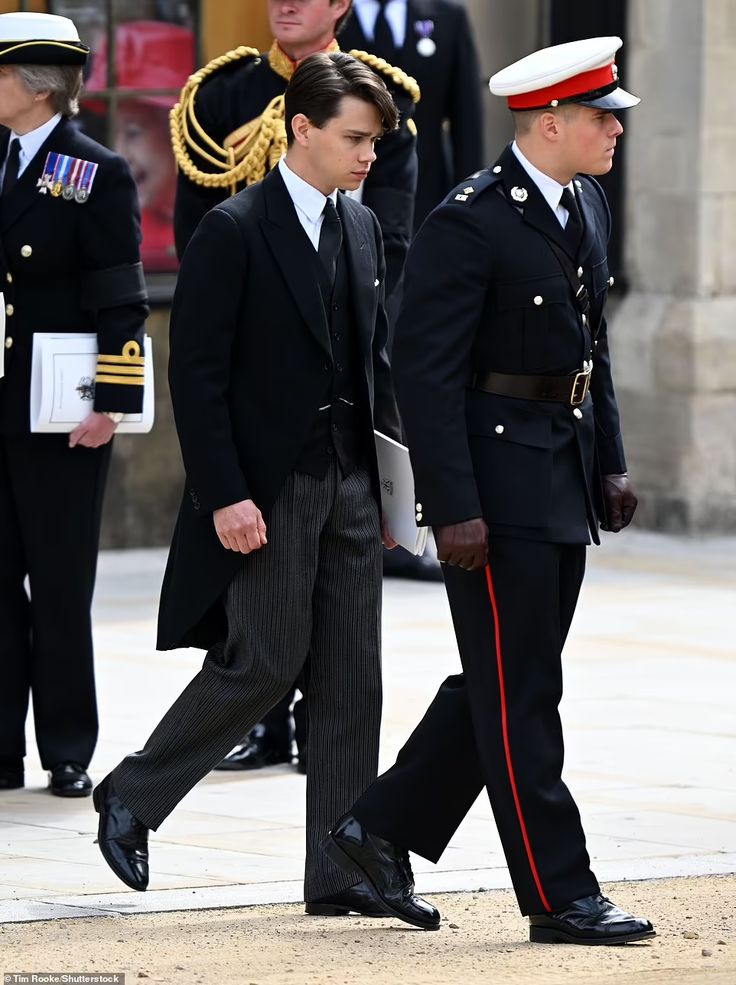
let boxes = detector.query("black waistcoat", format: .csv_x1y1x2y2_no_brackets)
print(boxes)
293,240,367,477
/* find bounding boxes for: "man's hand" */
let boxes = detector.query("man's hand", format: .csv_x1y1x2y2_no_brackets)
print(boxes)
435,517,489,571
69,412,117,449
382,516,398,550
601,473,638,532
214,499,267,554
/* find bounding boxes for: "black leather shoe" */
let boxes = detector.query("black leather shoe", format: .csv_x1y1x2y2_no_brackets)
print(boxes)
93,775,149,891
529,894,655,945
48,763,92,798
0,764,23,790
325,814,440,931
214,725,293,771
305,881,387,917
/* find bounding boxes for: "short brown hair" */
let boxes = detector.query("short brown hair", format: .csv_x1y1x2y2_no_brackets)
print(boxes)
285,51,399,146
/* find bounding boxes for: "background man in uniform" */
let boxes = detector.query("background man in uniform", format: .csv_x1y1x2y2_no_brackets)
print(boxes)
325,37,656,945
0,13,147,798
341,0,485,230
95,52,403,920
171,0,419,773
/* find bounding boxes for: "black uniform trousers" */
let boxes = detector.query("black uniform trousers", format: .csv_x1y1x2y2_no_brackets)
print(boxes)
352,534,601,915
0,433,111,770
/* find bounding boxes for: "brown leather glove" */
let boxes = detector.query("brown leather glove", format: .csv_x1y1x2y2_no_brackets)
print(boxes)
601,473,638,532
435,517,489,571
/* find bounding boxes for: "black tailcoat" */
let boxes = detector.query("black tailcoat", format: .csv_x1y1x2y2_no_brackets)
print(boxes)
340,0,485,229
158,168,400,651
173,47,418,304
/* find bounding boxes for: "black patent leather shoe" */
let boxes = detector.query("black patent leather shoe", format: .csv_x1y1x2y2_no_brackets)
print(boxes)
529,894,655,945
214,725,293,771
93,775,149,891
305,881,387,917
0,764,23,790
48,762,92,798
325,814,440,931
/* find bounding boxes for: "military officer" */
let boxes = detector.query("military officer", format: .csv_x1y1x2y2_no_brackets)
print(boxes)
324,37,656,945
0,13,147,797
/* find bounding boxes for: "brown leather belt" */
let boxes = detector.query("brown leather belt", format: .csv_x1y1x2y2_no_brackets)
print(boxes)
470,368,592,406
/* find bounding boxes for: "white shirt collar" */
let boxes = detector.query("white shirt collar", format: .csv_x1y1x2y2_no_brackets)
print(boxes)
10,113,62,176
352,0,407,49
278,157,337,223
511,140,575,219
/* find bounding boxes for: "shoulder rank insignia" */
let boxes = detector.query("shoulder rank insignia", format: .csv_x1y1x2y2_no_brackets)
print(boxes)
455,186,476,202
37,152,98,203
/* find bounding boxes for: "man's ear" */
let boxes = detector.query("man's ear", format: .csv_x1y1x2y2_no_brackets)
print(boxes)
538,110,562,142
291,113,312,148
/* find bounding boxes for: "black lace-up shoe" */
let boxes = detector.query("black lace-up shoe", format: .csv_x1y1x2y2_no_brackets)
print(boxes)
529,894,655,944
325,814,440,930
305,881,387,917
93,775,149,891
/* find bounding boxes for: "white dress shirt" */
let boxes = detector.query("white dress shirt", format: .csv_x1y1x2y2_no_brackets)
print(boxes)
511,140,576,228
352,0,408,49
278,158,338,250
0,113,62,185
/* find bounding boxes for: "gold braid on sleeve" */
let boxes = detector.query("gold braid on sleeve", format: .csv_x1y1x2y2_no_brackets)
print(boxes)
170,45,288,195
347,49,421,104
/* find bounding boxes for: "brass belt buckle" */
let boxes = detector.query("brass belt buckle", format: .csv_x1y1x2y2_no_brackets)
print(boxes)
570,368,591,405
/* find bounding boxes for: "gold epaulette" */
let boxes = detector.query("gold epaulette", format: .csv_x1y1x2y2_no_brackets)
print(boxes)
348,50,421,104
170,45,269,195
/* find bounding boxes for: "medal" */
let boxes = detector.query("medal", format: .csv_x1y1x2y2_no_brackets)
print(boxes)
414,20,436,57
74,159,98,204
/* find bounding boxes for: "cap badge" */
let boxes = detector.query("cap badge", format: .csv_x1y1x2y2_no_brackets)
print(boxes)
510,186,529,203
612,63,619,81
414,20,436,57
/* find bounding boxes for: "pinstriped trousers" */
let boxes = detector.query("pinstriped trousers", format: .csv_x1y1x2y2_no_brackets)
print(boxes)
112,463,383,900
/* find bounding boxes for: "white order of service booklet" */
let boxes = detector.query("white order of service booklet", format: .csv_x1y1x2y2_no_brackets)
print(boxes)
374,429,428,556
30,333,154,433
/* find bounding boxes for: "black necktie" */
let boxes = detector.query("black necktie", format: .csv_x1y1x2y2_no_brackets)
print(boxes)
2,138,20,199
318,198,342,284
373,0,397,56
560,186,583,254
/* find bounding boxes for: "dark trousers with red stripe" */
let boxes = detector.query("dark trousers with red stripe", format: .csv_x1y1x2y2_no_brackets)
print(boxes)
351,535,600,915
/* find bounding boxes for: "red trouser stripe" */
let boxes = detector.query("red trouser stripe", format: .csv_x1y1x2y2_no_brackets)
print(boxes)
484,563,553,913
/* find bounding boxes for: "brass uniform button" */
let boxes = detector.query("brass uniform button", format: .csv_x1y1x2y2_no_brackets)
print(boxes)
416,512,423,522
21,245,32,258
495,425,505,435
4,336,13,349
5,303,14,317
533,295,543,306
573,408,583,420
5,272,12,284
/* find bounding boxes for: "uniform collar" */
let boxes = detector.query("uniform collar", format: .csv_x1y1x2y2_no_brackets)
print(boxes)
10,112,62,173
511,140,574,216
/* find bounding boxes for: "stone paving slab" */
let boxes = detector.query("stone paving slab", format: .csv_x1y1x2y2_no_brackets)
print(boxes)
0,530,733,923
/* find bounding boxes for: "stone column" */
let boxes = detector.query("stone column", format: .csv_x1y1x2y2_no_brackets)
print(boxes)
610,0,736,530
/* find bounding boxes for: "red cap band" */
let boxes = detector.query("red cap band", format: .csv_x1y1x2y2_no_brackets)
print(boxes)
508,62,617,110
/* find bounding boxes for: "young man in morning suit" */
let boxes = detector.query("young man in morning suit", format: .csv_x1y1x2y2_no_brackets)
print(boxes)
171,0,420,772
0,13,147,798
95,52,404,920
325,38,656,944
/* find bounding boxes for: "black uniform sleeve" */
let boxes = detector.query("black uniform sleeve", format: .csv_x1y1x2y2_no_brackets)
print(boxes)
368,210,401,442
392,200,491,526
361,88,418,304
168,207,251,516
447,5,485,183
76,154,149,414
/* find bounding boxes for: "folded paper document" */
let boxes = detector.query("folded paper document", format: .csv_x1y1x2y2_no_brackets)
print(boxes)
30,333,154,433
374,430,428,556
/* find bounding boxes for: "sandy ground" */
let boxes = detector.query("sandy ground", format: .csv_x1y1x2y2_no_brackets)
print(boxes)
0,875,733,985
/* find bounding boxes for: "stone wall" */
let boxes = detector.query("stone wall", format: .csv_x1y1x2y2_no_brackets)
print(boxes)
610,0,736,530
